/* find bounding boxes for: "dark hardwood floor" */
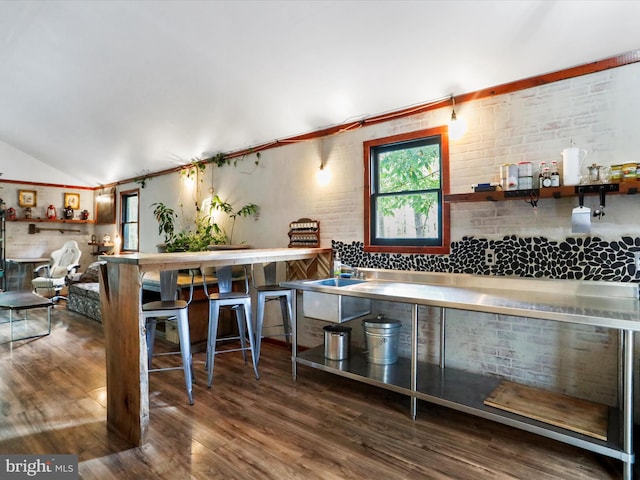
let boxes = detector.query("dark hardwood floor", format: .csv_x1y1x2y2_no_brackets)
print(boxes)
0,304,623,479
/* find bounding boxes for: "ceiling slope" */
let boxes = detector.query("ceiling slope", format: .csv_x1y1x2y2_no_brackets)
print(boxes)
0,0,639,186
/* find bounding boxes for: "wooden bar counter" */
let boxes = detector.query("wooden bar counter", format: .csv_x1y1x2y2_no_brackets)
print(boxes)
99,247,330,446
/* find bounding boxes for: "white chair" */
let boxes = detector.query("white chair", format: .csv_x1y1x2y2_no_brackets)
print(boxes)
202,266,259,388
252,262,293,365
142,269,195,405
32,240,81,301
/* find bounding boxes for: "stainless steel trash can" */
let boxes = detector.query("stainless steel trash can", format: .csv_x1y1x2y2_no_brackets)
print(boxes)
323,325,351,360
362,316,401,365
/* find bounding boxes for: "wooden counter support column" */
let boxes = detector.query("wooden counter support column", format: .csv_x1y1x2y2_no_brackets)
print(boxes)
99,247,330,446
100,261,149,445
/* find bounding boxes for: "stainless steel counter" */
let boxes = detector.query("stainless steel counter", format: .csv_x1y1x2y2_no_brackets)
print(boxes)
282,270,639,480
282,270,640,330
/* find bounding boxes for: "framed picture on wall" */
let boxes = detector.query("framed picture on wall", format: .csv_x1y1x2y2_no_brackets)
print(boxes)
64,192,80,210
18,190,37,208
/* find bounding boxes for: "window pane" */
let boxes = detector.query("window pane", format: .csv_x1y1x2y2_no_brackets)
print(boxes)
125,195,139,222
375,192,440,240
123,223,138,251
120,191,139,252
377,143,440,194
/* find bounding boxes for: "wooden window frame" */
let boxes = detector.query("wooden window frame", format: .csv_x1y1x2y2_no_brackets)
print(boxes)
363,126,450,255
119,189,139,252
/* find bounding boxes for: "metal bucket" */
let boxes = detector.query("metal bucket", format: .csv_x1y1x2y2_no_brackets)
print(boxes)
362,317,401,365
323,325,351,360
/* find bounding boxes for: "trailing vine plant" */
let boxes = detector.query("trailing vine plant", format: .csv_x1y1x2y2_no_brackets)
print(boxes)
201,150,261,168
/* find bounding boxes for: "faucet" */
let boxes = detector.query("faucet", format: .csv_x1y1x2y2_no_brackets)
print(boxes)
343,265,364,279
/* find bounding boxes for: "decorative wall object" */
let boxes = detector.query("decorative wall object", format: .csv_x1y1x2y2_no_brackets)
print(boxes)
64,192,80,210
18,190,37,208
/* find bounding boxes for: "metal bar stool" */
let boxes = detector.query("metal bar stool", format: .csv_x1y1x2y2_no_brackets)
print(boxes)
252,262,293,365
202,266,259,388
142,269,195,405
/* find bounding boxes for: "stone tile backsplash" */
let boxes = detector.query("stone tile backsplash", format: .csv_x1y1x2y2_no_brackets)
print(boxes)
333,235,640,283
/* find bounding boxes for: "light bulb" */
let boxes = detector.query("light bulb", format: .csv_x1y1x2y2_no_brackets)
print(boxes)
449,110,467,140
317,164,331,186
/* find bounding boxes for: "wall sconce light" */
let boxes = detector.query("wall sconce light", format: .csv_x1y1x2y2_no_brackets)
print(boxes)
448,95,467,140
317,161,331,186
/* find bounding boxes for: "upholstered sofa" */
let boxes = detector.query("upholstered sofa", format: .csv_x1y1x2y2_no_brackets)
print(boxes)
67,261,104,322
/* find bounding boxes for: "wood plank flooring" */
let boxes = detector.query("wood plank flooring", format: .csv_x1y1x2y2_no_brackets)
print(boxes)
0,305,625,479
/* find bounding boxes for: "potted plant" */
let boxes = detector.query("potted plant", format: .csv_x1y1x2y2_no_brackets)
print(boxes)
152,197,259,253
165,213,226,252
151,202,177,252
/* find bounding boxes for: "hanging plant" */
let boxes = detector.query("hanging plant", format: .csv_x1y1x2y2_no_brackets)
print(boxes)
134,170,153,188
202,150,260,168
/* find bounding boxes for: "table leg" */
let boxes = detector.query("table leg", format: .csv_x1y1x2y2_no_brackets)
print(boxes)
291,289,298,381
7,304,51,341
622,329,634,480
410,304,418,420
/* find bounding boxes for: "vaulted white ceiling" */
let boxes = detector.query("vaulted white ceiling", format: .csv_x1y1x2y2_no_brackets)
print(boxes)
1,0,639,186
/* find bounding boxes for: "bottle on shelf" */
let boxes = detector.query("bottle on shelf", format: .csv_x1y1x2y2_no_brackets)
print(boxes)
541,167,552,188
550,161,560,187
538,162,546,189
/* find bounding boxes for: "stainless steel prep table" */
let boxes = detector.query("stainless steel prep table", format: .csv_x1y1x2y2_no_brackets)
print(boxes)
281,271,640,480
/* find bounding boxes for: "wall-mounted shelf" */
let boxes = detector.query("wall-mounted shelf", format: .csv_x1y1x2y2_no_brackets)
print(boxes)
88,241,114,256
8,218,94,224
445,181,639,203
288,218,320,248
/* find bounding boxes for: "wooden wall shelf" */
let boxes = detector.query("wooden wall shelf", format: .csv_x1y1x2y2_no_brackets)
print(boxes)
445,182,639,203
88,241,114,256
9,218,94,224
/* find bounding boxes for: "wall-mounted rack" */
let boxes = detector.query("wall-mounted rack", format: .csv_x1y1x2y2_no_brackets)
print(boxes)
288,218,320,247
28,223,81,234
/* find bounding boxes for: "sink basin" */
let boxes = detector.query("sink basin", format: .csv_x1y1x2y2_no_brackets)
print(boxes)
306,278,367,287
303,278,370,323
